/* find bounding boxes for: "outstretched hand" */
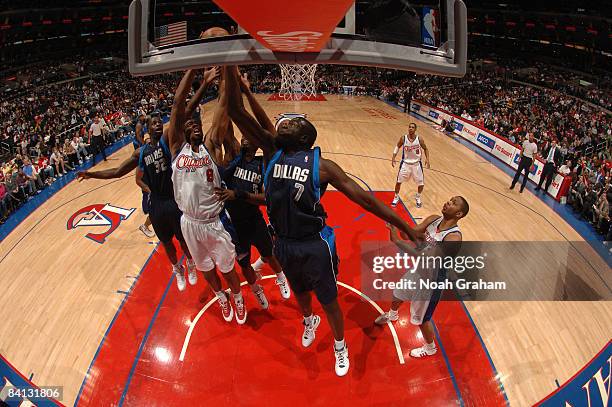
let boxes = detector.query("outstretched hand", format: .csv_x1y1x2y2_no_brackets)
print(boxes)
203,66,221,85
76,171,90,181
239,72,251,92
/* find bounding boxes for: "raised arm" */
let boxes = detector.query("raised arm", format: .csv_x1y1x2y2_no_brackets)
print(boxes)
224,66,276,159
167,70,196,157
320,158,422,242
77,149,140,180
239,73,276,135
204,77,231,164
185,67,219,120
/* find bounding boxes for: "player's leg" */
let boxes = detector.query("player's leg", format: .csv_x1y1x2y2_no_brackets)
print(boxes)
409,295,441,357
171,204,196,286
375,296,404,324
311,227,349,376
181,216,233,320
234,221,269,309
415,162,425,208
252,216,290,299
393,163,407,207
139,192,155,238
210,219,247,324
520,158,532,192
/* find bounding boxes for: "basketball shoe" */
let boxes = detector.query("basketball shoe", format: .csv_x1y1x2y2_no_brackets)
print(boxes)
302,314,321,347
375,310,399,325
415,194,422,208
173,264,186,292
275,272,291,299
139,224,155,238
186,258,197,286
410,343,437,358
391,194,400,207
251,284,269,309
234,295,247,325
217,292,234,322
334,345,350,377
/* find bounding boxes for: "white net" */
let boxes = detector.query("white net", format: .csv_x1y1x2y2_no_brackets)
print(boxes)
279,64,318,101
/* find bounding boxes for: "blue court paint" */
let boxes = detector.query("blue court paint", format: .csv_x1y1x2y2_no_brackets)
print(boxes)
28,372,33,381
116,290,129,295
555,379,561,388
73,243,160,405
432,320,465,406
118,269,176,406
354,213,366,221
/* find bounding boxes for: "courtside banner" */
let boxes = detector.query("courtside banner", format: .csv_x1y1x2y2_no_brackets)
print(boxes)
212,0,354,52
411,100,564,198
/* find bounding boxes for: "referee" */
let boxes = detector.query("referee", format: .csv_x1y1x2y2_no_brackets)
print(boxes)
510,133,538,193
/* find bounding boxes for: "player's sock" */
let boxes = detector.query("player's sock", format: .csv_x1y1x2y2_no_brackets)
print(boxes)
233,292,244,303
215,291,227,302
334,338,346,351
304,314,313,325
172,262,182,272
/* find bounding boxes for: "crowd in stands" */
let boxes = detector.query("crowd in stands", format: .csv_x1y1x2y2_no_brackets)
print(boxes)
1,59,610,241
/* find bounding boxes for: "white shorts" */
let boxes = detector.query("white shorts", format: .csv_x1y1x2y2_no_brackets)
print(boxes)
392,270,441,325
397,162,424,186
180,215,236,273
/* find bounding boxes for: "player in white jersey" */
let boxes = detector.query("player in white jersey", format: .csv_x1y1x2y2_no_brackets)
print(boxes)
391,122,430,208
167,67,247,325
375,196,469,358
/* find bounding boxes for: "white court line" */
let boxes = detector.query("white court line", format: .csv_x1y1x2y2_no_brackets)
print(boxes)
179,276,405,365
337,282,405,364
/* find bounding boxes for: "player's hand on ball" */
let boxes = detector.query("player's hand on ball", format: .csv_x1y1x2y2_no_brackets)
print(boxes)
214,187,236,202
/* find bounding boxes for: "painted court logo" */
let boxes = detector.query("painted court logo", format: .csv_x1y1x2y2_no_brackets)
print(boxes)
67,204,135,243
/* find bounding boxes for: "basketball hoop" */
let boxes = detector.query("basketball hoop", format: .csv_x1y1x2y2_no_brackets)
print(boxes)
279,64,318,101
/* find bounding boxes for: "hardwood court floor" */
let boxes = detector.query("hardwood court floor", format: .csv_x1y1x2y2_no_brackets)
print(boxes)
0,95,609,406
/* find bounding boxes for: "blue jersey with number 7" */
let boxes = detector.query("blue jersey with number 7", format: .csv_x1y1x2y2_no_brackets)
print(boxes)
264,146,328,240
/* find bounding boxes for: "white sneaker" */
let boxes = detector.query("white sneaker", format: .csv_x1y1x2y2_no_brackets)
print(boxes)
391,195,400,207
251,257,265,272
174,266,186,291
139,224,155,238
416,196,422,208
275,275,291,299
302,315,321,347
374,311,399,325
219,294,234,322
234,297,247,325
410,344,437,358
186,259,197,285
334,345,350,376
252,285,269,309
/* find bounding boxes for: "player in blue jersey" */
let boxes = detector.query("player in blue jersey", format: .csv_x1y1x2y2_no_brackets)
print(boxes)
78,115,200,292
215,73,291,308
224,66,422,376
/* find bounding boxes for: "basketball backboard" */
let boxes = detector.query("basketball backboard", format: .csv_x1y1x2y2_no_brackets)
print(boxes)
128,0,467,77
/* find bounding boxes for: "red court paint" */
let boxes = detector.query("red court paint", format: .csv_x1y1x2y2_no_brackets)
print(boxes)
268,94,327,101
78,192,504,406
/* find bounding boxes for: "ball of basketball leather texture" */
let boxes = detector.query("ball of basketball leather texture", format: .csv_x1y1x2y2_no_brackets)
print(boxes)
200,27,229,39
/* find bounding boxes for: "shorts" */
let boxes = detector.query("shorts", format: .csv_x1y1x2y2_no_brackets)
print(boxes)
180,214,236,273
393,268,445,325
142,191,150,214
232,215,274,268
149,197,184,244
397,161,424,186
274,226,339,305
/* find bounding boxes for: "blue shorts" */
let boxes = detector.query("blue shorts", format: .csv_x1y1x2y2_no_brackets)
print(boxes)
274,226,339,305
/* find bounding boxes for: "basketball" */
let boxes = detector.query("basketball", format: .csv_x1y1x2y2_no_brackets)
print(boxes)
200,26,230,39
